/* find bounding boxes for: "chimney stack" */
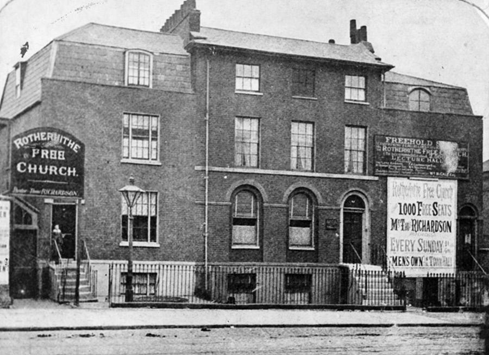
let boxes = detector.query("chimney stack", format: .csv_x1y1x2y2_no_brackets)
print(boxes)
350,20,368,44
350,19,358,44
349,19,374,53
160,0,201,35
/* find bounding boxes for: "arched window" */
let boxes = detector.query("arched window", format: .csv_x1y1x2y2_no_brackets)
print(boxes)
125,50,153,87
289,192,314,249
232,188,260,248
409,88,430,112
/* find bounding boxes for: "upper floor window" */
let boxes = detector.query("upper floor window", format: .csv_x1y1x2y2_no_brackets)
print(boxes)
291,122,314,171
344,126,366,174
236,64,260,92
289,192,314,249
292,68,315,97
122,113,159,163
121,191,158,243
15,65,22,98
232,189,260,248
345,75,366,102
126,51,152,87
409,88,431,112
235,117,259,167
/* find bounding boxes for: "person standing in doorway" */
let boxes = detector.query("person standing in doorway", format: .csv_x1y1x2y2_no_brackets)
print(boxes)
52,225,63,261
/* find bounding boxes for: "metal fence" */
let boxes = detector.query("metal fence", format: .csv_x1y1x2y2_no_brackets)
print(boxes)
423,272,485,309
108,262,407,307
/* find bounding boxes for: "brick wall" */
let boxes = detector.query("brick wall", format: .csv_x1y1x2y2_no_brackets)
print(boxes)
9,78,203,263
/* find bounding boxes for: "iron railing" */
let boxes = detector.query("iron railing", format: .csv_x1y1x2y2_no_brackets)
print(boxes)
107,262,406,307
423,272,485,309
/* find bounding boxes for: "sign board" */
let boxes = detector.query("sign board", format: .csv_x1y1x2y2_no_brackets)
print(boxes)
374,135,469,179
0,200,10,285
387,177,457,277
10,128,85,198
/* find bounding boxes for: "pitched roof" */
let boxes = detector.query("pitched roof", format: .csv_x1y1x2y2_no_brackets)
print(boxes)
56,23,188,55
384,71,462,89
190,27,393,69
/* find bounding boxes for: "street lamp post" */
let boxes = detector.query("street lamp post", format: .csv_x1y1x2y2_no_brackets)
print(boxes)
119,177,144,302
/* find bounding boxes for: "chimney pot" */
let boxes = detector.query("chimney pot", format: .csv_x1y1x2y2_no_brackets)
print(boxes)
350,19,357,44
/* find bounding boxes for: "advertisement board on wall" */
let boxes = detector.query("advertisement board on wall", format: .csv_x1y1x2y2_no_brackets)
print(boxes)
10,127,85,198
375,135,469,180
0,200,10,285
387,177,457,277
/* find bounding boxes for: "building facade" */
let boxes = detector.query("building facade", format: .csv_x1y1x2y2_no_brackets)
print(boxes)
0,0,484,304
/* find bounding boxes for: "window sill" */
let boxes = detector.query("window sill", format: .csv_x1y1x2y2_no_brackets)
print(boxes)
289,246,315,251
235,90,264,96
231,245,260,250
344,100,370,106
119,241,160,248
292,96,317,101
121,159,162,166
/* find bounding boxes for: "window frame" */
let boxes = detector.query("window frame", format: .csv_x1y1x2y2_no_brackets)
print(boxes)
231,188,261,249
125,50,153,88
235,63,261,93
284,274,312,293
15,64,21,98
345,75,367,102
235,117,260,168
120,272,157,296
344,125,367,175
288,191,315,250
408,88,431,112
121,113,161,165
292,68,316,98
121,191,158,246
290,121,315,172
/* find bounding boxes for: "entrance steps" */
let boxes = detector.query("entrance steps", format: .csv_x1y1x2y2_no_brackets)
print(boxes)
51,260,97,303
344,264,404,306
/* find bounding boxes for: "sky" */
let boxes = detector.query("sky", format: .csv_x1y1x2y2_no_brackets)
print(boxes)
1,0,489,159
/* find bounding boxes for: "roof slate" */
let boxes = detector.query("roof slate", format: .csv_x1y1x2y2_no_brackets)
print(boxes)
56,23,188,56
190,27,393,68
384,71,462,89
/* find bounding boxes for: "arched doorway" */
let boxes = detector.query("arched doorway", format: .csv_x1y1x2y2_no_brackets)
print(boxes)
457,205,477,271
342,194,366,264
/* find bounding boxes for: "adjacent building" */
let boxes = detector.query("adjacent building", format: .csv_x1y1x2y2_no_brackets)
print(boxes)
0,0,483,305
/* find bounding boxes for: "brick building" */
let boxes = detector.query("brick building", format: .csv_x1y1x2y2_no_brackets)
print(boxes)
0,0,484,305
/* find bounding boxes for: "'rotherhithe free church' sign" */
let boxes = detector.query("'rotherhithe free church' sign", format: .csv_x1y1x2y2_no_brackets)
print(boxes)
10,127,85,198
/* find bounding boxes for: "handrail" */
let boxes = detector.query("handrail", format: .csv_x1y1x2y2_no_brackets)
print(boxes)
378,245,396,274
53,240,62,263
467,249,487,275
83,239,91,269
349,242,362,264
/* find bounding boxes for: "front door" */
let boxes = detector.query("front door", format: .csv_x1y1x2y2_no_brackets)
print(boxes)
10,229,37,298
457,218,475,271
343,212,363,263
52,204,77,259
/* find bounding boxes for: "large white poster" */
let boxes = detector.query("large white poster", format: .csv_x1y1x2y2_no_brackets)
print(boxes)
387,177,457,277
0,200,10,285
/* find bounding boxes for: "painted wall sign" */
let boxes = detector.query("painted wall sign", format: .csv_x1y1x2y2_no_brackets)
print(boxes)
0,200,10,285
387,177,457,277
10,128,85,198
374,135,469,179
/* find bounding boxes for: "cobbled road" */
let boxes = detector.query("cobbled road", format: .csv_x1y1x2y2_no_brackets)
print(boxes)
0,326,484,354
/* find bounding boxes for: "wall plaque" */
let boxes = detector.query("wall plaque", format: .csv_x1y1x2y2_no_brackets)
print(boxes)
374,135,469,179
10,127,85,198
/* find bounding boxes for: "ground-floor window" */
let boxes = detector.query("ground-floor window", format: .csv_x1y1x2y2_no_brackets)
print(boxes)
120,272,157,296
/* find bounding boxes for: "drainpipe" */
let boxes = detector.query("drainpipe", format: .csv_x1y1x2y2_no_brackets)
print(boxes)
204,57,210,291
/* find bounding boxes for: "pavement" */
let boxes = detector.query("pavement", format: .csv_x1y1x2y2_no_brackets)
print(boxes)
0,299,485,332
